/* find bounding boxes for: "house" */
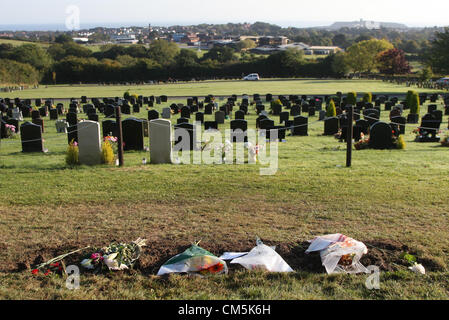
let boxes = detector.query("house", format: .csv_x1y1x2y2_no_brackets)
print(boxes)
259,36,289,46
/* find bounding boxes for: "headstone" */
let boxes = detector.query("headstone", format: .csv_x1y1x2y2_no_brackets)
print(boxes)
230,119,248,142
88,113,99,122
204,121,218,130
279,112,289,124
235,110,245,120
162,108,171,119
215,111,225,124
181,106,191,119
149,119,172,164
20,122,44,152
55,120,68,133
148,110,159,121
369,122,393,149
391,116,406,135
177,117,189,125
31,110,40,120
195,112,204,124
324,117,339,135
49,108,58,120
290,105,301,117
102,120,117,138
68,125,78,144
32,118,44,133
292,116,308,136
78,120,102,165
356,119,369,135
122,118,145,151
174,123,196,150
66,112,77,126
205,104,213,115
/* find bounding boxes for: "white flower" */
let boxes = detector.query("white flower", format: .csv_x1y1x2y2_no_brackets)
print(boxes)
409,263,425,275
103,253,129,271
81,259,95,270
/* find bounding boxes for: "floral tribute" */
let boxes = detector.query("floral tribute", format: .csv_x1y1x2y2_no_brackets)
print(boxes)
80,238,147,272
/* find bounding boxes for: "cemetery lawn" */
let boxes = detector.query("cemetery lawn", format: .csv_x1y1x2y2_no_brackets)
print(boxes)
0,79,444,100
1,91,449,299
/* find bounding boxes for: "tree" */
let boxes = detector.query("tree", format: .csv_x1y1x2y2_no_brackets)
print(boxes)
423,27,449,74
410,92,420,115
9,44,52,72
175,49,199,68
419,66,433,81
48,42,91,60
55,34,73,44
332,34,348,48
377,49,411,75
234,39,257,52
0,59,40,84
326,99,336,117
147,40,180,66
344,39,394,73
347,92,357,105
362,92,372,103
331,52,350,77
202,46,237,63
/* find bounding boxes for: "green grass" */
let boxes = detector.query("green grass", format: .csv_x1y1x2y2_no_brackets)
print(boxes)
0,38,50,48
0,79,445,100
0,82,448,300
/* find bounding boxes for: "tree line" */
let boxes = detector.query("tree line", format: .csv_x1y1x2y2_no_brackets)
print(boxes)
1,28,449,85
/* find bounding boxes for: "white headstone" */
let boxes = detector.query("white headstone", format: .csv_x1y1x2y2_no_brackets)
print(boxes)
162,107,171,119
12,108,23,121
150,119,172,164
55,120,68,133
78,120,102,165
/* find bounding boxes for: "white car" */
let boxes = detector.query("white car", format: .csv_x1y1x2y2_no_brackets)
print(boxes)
243,73,260,81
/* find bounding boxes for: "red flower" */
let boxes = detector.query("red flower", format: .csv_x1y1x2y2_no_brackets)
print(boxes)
44,269,51,276
31,269,39,275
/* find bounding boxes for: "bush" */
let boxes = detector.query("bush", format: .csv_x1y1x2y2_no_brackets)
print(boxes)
395,135,406,149
410,92,420,114
101,141,115,165
326,99,337,117
346,92,357,106
66,140,79,166
405,90,414,108
270,99,283,109
362,92,372,103
124,90,131,100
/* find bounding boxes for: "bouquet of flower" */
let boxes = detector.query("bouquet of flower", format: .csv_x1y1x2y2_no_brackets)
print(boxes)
201,139,233,162
31,246,90,276
244,142,262,163
354,133,370,150
81,238,146,272
441,135,449,147
4,124,16,138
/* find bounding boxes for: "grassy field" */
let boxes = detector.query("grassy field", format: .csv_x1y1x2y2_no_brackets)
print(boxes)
0,79,444,100
0,38,50,48
0,81,448,300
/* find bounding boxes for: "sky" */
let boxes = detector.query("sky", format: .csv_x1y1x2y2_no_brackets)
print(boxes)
0,0,448,30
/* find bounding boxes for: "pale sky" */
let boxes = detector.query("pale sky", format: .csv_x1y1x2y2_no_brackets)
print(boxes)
0,0,448,28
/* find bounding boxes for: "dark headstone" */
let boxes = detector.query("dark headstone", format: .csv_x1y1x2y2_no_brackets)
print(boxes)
324,117,339,135
292,116,308,136
102,120,117,138
20,122,43,152
122,118,145,151
369,122,393,149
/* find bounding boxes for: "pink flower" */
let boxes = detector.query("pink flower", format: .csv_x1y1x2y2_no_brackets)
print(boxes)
90,253,101,260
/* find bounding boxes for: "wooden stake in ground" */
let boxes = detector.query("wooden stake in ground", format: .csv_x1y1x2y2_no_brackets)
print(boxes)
115,106,124,166
346,105,353,168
